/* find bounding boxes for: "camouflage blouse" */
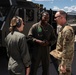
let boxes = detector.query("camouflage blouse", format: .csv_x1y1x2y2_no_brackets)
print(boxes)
56,24,75,69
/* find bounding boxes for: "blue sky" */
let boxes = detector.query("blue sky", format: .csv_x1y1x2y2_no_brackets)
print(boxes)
29,0,76,12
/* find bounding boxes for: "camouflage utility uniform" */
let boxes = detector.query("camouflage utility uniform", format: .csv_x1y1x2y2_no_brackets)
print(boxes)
56,24,75,75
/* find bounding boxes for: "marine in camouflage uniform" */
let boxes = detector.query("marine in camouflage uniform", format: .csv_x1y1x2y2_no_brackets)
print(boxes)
50,10,75,75
56,24,75,75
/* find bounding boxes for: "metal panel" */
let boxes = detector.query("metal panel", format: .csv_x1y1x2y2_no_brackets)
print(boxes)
0,0,17,6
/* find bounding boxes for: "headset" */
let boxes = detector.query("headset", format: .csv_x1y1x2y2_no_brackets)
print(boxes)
40,11,49,20
40,11,44,20
15,16,22,27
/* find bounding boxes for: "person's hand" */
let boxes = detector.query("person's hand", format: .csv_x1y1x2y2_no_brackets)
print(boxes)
35,39,44,45
60,65,66,73
26,67,30,75
42,40,49,46
35,39,49,46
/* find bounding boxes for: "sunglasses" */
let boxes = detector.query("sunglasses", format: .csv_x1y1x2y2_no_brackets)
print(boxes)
54,16,61,19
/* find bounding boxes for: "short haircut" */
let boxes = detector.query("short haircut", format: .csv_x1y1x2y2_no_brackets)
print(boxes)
40,11,49,20
58,10,67,20
42,11,49,16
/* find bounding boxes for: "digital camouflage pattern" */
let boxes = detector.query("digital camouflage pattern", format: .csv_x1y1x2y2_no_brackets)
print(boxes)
50,24,75,75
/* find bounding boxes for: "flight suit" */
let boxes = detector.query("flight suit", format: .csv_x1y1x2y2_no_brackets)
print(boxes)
27,21,56,75
5,31,31,75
